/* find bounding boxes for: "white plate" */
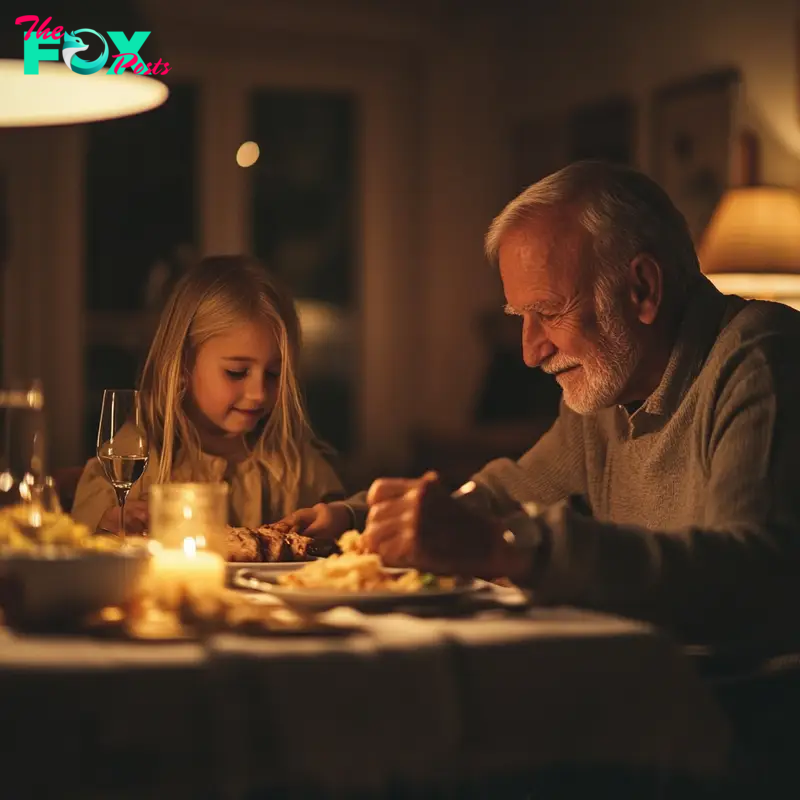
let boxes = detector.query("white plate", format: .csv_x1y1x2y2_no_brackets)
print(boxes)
227,560,311,572
234,570,486,611
225,560,316,586
226,556,319,573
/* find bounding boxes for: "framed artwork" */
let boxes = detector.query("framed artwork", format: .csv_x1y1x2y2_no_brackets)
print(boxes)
512,97,635,195
651,69,741,244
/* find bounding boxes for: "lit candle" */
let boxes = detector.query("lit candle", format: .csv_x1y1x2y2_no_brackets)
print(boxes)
147,537,225,610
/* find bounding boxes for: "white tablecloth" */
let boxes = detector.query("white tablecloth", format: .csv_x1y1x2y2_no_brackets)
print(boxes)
0,595,730,798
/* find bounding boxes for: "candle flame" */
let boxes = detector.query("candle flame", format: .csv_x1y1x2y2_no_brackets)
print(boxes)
182,504,193,520
182,536,197,557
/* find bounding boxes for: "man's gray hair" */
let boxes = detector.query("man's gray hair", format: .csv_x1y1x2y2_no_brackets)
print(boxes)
485,160,701,300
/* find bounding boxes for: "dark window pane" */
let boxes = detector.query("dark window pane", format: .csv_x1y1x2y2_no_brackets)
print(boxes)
84,83,197,311
250,90,357,454
83,345,142,460
569,98,635,164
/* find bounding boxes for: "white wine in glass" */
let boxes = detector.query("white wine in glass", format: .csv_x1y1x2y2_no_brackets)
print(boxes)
96,389,149,541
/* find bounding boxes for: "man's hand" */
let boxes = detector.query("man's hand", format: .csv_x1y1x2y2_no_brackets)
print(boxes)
361,472,532,581
97,499,149,534
282,502,354,540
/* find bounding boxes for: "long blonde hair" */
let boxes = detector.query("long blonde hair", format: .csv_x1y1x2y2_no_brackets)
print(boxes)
139,255,311,514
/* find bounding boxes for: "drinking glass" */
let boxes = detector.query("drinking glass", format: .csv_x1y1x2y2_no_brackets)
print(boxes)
0,381,65,542
96,389,149,540
149,483,229,554
0,380,47,508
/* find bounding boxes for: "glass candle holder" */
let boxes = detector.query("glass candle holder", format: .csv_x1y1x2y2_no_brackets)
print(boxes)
146,483,229,611
149,482,228,553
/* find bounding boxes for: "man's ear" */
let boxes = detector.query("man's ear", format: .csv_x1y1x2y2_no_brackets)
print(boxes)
627,253,662,325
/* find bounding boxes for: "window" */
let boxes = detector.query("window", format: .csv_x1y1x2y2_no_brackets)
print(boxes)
249,89,357,454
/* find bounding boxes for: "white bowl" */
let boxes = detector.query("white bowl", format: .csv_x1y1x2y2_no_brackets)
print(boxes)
0,549,150,625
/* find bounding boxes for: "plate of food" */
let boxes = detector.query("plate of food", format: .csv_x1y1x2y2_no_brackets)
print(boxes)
231,530,485,611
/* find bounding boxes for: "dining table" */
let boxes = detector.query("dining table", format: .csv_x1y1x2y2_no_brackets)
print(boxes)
0,581,730,799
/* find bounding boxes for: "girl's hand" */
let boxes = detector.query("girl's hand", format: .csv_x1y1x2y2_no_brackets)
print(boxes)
283,502,353,539
96,500,149,534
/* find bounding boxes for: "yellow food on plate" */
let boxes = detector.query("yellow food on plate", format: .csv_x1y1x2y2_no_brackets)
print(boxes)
0,504,122,552
275,530,457,593
337,529,362,554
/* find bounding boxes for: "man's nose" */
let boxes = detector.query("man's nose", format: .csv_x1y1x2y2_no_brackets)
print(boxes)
522,314,556,367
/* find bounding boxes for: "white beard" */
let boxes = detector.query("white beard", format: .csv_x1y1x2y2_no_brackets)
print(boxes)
543,294,642,415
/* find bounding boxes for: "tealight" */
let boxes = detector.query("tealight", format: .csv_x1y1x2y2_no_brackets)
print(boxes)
147,536,226,610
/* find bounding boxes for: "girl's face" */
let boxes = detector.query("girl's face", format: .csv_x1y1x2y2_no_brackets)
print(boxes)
189,320,282,437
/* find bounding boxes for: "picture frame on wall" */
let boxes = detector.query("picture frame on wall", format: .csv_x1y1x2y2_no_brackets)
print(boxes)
651,68,742,244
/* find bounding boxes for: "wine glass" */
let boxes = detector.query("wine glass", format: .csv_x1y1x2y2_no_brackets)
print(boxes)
96,389,149,541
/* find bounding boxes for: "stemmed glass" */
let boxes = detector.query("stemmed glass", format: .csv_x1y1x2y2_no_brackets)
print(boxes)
96,389,149,541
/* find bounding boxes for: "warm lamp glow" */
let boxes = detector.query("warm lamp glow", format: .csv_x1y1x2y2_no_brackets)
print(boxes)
0,58,169,126
699,187,800,310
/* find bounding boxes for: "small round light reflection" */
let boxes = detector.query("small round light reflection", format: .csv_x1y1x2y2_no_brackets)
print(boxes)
236,141,260,167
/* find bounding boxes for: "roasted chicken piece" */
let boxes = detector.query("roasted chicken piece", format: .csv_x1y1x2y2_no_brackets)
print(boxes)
224,522,327,563
226,527,261,562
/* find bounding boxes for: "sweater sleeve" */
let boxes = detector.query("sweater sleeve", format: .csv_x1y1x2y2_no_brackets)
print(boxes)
296,439,347,511
71,457,116,533
468,399,588,516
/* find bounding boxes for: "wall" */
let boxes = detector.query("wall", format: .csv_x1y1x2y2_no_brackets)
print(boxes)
508,0,800,185
417,7,514,438
0,126,84,474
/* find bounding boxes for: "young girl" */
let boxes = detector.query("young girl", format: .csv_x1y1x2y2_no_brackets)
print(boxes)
72,255,345,533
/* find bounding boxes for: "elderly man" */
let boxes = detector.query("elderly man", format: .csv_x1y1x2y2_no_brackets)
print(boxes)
289,160,800,644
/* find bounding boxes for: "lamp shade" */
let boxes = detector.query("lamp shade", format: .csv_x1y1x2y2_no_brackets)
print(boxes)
0,59,168,127
698,186,800,309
